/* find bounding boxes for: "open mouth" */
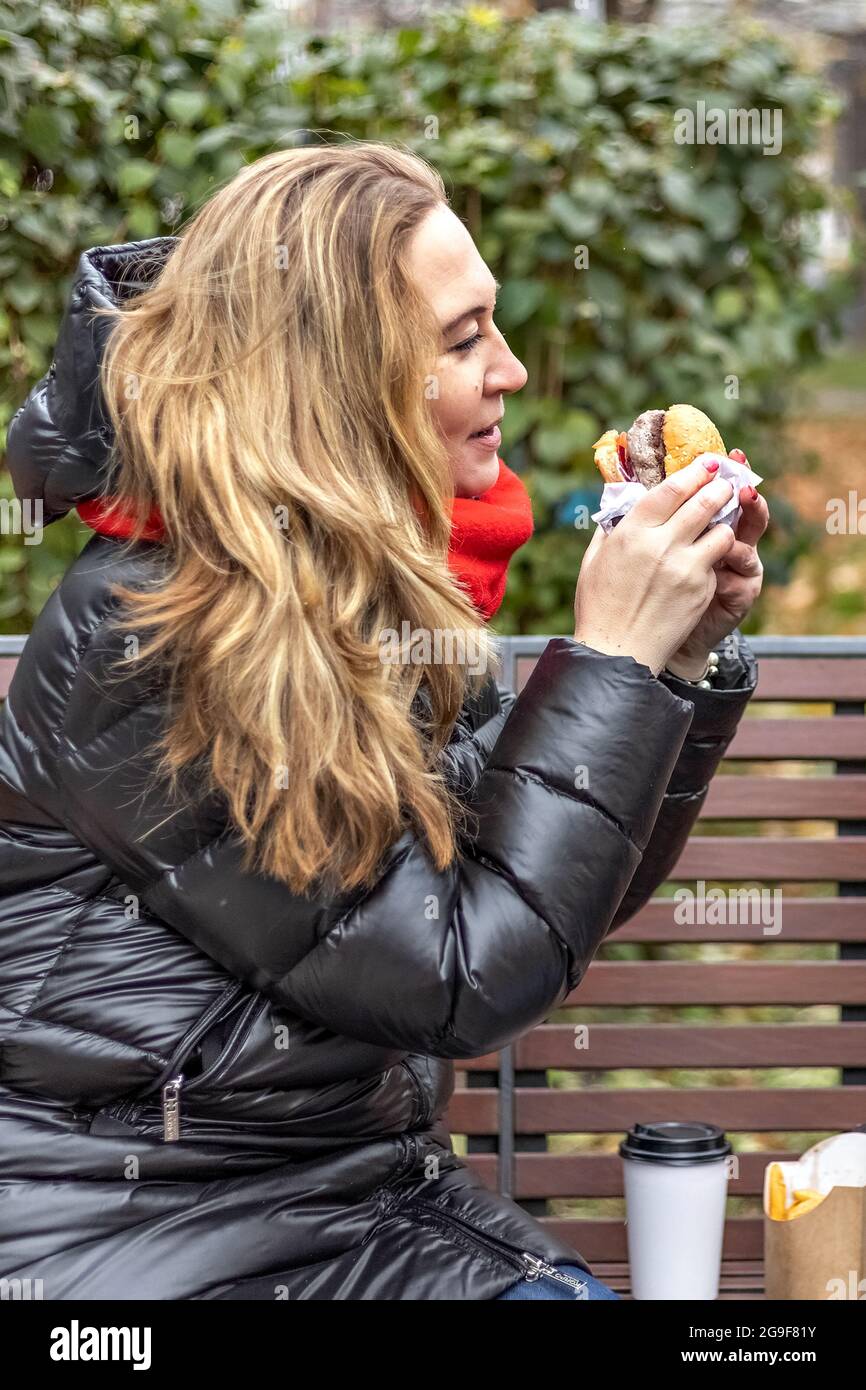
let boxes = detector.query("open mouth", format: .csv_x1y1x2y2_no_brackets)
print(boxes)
468,416,503,443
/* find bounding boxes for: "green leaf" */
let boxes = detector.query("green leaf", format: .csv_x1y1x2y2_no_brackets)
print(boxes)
0,547,26,573
556,68,596,108
496,278,546,327
598,63,633,97
713,286,747,325
493,207,550,237
534,409,598,466
397,28,423,60
20,104,75,163
126,203,161,239
161,131,197,169
546,190,601,241
659,169,697,216
629,225,678,266
116,159,159,196
694,186,742,239
164,89,209,125
195,123,246,153
5,279,42,313
583,267,626,318
630,319,673,357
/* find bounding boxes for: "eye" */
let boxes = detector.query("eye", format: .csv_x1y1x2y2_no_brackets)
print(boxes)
450,332,484,355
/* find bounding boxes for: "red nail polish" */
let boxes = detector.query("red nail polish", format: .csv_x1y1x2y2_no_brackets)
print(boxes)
705,460,720,474
729,449,747,465
743,486,757,502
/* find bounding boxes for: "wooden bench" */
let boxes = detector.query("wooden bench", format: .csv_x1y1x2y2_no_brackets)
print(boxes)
447,636,866,1300
2,633,864,1299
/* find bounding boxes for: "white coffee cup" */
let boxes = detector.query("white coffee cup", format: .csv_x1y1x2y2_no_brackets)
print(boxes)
620,1121,731,1300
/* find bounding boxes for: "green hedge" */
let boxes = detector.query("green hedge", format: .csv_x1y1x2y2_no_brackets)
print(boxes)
0,0,853,632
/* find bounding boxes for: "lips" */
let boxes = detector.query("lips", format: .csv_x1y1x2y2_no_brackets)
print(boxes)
468,416,503,442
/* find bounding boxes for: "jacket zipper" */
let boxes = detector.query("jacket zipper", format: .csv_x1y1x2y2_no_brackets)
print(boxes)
518,1254,590,1292
156,989,263,1140
162,1074,184,1141
181,991,262,1092
406,1196,588,1293
106,981,247,1139
153,981,246,1097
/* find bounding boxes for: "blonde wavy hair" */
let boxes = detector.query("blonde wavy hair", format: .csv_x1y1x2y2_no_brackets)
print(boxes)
93,142,501,896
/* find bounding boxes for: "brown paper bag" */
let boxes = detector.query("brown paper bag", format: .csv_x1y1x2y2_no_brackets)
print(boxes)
764,1183,866,1300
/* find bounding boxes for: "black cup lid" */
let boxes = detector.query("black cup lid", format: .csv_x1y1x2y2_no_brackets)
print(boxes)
619,1121,731,1165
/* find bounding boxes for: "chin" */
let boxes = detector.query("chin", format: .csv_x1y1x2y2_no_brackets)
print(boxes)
453,451,501,499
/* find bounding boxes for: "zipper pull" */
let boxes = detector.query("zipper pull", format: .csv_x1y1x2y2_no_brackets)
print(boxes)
521,1253,588,1296
162,1073,184,1142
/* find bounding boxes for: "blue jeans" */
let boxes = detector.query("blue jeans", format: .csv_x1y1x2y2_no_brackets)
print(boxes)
496,1262,621,1300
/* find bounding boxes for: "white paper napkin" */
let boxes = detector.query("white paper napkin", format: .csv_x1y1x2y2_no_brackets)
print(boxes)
591,452,764,536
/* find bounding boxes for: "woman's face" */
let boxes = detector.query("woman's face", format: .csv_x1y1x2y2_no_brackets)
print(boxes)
405,204,528,498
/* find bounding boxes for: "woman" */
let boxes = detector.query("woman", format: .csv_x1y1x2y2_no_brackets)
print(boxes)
1,143,766,1300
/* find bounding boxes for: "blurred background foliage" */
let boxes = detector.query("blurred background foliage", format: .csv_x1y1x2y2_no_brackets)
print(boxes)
0,0,858,632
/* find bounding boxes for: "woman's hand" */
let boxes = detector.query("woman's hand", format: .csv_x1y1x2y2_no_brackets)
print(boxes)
665,450,768,679
574,457,739,677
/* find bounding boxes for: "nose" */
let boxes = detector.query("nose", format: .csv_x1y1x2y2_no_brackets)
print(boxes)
486,329,528,397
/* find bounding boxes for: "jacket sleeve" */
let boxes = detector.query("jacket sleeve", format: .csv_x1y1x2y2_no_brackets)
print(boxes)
436,638,758,941
606,631,759,933
35,612,699,1060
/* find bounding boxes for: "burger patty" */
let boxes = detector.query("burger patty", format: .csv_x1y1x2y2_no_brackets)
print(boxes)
626,409,666,487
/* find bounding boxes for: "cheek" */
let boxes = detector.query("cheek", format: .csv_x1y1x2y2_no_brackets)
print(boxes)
431,358,482,438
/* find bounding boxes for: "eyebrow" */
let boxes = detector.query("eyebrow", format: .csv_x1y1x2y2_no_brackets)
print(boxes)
441,278,501,337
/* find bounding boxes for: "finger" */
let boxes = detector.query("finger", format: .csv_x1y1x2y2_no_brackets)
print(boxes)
713,574,761,615
691,520,737,567
665,476,736,544
624,456,724,528
734,489,769,548
717,538,763,578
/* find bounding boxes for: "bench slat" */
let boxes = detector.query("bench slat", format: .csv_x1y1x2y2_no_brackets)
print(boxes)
459,1023,866,1070
461,1150,795,1198
672,836,866,879
751,657,866,700
613,897,866,941
564,961,866,1006
446,1085,866,1132
701,775,866,818
727,718,866,759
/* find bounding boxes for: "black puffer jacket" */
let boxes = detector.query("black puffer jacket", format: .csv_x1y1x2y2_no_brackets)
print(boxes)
0,239,758,1300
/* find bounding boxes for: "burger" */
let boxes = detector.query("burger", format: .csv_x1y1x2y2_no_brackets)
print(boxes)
593,404,728,488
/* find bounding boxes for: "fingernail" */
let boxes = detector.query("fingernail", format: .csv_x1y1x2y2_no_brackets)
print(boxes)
729,449,747,465
705,460,720,474
743,486,757,502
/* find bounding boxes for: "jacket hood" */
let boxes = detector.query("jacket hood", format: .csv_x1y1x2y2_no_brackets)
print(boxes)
6,236,178,525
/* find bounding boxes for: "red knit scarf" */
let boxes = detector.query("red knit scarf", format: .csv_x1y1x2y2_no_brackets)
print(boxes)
75,457,534,620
